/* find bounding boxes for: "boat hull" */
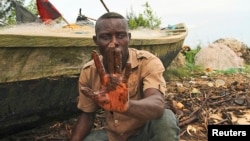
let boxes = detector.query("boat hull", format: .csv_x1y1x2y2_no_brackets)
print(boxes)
0,76,80,137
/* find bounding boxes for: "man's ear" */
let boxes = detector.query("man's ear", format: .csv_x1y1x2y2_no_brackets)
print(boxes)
128,33,131,39
93,36,97,44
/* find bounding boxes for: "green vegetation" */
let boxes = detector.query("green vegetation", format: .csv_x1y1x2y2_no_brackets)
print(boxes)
164,63,204,81
214,65,250,75
184,45,201,64
0,0,36,25
164,45,204,80
0,0,24,25
126,2,161,29
26,0,37,15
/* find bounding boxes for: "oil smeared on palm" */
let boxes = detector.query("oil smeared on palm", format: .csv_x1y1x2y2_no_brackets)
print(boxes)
84,43,131,112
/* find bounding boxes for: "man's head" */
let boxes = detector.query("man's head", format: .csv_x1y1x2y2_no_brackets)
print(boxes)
93,12,131,71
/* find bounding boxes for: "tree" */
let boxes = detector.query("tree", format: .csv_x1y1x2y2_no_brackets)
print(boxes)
0,0,37,25
26,0,37,15
126,2,161,29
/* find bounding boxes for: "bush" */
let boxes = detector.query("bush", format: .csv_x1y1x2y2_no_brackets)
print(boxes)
126,2,161,29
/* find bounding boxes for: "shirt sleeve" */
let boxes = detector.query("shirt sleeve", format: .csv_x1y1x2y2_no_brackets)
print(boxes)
77,67,99,112
141,56,167,96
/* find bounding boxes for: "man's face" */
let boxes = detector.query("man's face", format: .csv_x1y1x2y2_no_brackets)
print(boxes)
93,18,131,69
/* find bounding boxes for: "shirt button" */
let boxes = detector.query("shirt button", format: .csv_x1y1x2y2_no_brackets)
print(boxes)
114,120,119,126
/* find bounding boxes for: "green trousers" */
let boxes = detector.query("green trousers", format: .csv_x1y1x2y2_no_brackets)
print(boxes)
84,109,180,141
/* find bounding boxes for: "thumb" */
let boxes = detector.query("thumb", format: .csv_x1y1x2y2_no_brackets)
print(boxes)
80,87,94,97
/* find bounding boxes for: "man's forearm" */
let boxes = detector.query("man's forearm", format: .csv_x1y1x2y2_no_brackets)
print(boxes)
124,93,165,120
70,112,95,141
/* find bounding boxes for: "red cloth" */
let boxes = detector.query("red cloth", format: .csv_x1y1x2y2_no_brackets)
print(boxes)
36,0,61,22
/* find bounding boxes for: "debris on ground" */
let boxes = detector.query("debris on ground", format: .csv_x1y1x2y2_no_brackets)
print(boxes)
3,72,249,141
166,72,250,141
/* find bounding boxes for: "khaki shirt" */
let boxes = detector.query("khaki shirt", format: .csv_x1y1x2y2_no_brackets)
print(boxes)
77,48,167,141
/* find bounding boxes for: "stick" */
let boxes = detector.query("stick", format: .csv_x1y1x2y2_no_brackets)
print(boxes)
213,119,228,125
179,115,198,127
208,98,231,106
61,16,70,25
86,16,97,21
100,0,110,12
188,91,211,118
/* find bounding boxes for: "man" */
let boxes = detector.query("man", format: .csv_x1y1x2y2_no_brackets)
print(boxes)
70,12,180,141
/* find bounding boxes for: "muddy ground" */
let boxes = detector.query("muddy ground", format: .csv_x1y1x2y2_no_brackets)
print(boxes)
2,72,250,141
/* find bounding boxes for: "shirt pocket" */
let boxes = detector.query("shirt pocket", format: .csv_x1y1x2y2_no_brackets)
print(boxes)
128,82,138,99
127,74,138,99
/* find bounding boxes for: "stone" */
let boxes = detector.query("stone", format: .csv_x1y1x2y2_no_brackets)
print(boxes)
194,43,244,70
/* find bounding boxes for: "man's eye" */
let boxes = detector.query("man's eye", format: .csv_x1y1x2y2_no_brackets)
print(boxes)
117,34,127,39
100,35,111,40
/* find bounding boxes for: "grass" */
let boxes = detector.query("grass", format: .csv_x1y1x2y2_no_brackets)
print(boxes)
213,64,250,75
165,60,250,81
164,63,204,81
164,45,204,80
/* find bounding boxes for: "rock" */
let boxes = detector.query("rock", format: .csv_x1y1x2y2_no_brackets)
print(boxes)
214,38,250,64
194,43,244,70
215,79,225,88
168,52,186,69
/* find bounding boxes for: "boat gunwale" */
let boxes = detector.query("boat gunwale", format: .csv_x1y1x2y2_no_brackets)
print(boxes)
0,32,187,47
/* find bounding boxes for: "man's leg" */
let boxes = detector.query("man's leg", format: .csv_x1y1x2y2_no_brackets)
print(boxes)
128,109,180,141
83,129,109,141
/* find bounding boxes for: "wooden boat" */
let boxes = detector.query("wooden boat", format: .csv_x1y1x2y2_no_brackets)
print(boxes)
0,23,187,137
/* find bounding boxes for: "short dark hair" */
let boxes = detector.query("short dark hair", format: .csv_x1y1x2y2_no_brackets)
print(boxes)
95,12,128,32
98,12,125,20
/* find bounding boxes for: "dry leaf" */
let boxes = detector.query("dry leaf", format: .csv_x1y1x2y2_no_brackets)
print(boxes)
187,125,197,136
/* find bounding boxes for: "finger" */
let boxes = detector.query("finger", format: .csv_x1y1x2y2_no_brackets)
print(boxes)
80,87,94,98
92,50,106,84
122,63,131,83
114,47,122,74
94,90,110,104
107,47,115,74
107,76,120,91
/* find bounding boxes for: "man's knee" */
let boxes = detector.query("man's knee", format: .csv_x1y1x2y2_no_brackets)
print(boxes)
152,109,179,132
83,129,108,141
154,109,180,140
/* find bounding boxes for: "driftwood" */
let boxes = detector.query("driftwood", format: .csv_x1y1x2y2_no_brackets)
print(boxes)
179,91,211,127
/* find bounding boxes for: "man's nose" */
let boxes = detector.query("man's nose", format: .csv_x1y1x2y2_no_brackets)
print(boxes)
110,36,118,46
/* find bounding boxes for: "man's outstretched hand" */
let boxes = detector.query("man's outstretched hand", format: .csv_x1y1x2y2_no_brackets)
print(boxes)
81,43,131,112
